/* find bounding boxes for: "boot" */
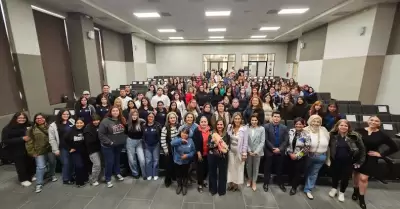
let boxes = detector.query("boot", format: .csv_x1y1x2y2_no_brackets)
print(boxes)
352,187,359,201
359,195,367,209
164,177,172,188
182,178,188,196
176,178,182,195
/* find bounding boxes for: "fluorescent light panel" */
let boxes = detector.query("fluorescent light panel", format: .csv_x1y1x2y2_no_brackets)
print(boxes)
251,35,267,38
209,36,224,39
133,12,160,18
169,37,184,40
31,5,65,19
208,28,226,32
260,26,280,31
158,29,176,33
278,8,309,14
205,11,231,17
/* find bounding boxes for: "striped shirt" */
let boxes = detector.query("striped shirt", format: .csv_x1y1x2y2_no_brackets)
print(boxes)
161,126,179,154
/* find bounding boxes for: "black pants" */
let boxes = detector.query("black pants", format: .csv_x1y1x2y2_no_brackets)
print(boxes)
196,155,208,185
174,163,190,185
264,154,285,185
287,156,306,189
208,154,227,195
331,158,353,192
14,154,35,182
71,151,88,186
165,153,175,183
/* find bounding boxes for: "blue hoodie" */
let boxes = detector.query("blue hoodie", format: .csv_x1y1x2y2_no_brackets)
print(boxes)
171,137,195,165
143,122,161,146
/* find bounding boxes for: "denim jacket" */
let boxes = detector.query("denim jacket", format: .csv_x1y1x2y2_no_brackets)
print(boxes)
171,137,195,165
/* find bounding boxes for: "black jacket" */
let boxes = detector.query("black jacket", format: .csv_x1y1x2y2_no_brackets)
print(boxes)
196,112,213,126
329,131,366,165
195,92,210,107
65,127,85,151
96,93,115,106
243,107,264,125
193,127,210,157
1,123,31,157
278,105,294,121
292,103,308,119
83,124,101,154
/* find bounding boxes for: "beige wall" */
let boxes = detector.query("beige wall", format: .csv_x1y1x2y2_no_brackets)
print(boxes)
359,56,385,104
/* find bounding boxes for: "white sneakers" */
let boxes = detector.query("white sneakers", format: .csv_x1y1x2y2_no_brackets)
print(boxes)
147,176,152,180
306,192,314,200
116,174,124,181
329,188,337,197
153,176,159,181
51,176,58,182
328,188,345,202
31,177,36,181
91,181,99,186
35,185,43,193
107,182,113,188
21,181,32,187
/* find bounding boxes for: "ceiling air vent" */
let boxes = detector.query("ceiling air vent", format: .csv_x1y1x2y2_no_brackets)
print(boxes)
160,12,171,17
332,11,352,16
266,10,278,14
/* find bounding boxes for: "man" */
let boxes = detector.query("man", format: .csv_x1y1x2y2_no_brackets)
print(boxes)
151,87,170,109
96,85,115,106
118,89,132,110
263,111,289,192
124,85,136,99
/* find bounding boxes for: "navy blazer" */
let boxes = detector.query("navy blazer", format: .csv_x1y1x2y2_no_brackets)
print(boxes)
263,123,289,156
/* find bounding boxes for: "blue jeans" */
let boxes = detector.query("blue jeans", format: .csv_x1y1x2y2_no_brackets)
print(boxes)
101,145,123,182
60,148,73,182
304,153,327,193
35,152,56,185
144,144,159,177
126,138,146,177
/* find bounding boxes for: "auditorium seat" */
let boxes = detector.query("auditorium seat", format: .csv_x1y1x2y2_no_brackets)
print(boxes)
66,100,75,109
381,122,398,138
286,120,294,129
376,105,390,114
378,114,392,122
338,104,349,114
348,104,363,114
362,105,378,114
349,121,360,130
318,92,331,101
391,115,400,122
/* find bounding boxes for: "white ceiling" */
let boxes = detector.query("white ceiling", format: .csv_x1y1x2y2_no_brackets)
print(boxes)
32,0,399,43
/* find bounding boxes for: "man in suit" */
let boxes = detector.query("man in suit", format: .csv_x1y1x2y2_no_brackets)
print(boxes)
263,111,289,192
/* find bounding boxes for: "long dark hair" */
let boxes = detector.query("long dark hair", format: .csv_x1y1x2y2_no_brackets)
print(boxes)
55,108,73,130
169,101,181,115
139,97,153,111
6,112,30,128
127,100,137,110
106,106,126,125
33,113,48,127
127,109,141,132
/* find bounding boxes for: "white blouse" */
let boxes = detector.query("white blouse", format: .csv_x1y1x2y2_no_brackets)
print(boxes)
308,127,330,153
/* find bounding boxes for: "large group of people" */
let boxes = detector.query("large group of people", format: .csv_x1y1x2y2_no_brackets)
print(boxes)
1,68,398,209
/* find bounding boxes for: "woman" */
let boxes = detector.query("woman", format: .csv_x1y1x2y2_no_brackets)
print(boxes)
96,97,110,119
278,95,294,121
75,96,96,125
196,85,209,108
196,103,213,126
306,87,318,104
228,98,242,117
186,99,199,120
303,115,330,199
169,101,183,125
292,97,308,119
208,119,230,196
65,118,88,187
161,112,180,187
126,110,146,180
222,96,231,111
83,114,102,186
286,117,311,195
172,93,186,118
123,100,137,120
171,127,196,196
185,86,195,105
210,87,223,108
155,101,168,127
1,112,34,187
211,103,230,129
243,97,265,125
48,109,75,185
237,87,249,111
146,85,156,100
323,101,343,131
352,116,398,209
193,116,211,193
26,113,57,193
138,97,154,120
263,94,276,123
143,112,162,180
179,113,199,139
227,112,248,192
98,106,127,188
113,98,123,112
328,119,365,202
246,114,265,191
308,101,324,119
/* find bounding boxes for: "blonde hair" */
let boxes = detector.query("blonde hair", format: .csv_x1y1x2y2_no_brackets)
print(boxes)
307,114,322,126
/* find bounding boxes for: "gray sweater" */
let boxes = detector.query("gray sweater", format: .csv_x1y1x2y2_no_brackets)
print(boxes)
98,117,127,146
247,125,265,156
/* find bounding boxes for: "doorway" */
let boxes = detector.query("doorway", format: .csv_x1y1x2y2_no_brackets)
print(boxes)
248,61,267,76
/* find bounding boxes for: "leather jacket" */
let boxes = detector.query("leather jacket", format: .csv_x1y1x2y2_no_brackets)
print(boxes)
329,131,366,165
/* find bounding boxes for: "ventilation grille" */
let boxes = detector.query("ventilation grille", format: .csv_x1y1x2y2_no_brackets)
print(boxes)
160,12,171,17
266,10,278,14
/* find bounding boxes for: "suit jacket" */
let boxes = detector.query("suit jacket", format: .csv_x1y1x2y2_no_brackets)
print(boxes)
263,123,289,156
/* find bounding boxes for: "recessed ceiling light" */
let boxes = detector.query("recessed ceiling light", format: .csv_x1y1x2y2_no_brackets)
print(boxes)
260,26,280,31
278,8,309,14
158,29,176,33
251,35,267,38
169,37,184,40
133,12,161,18
208,28,226,32
205,11,231,17
209,36,224,39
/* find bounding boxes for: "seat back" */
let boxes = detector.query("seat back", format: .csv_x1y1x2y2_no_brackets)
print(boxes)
338,104,349,114
348,104,362,114
391,115,400,122
376,105,390,114
381,122,398,138
361,105,378,114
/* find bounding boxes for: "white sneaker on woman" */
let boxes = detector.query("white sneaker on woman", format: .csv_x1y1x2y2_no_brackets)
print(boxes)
147,176,152,180
21,181,31,187
35,185,43,193
338,192,345,202
153,176,159,180
116,174,124,181
51,176,58,182
107,182,113,188
306,192,314,200
91,181,99,186
31,177,36,181
329,188,337,197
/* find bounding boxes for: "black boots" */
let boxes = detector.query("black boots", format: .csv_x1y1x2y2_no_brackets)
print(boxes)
352,187,359,201
176,178,182,195
289,187,297,196
359,195,367,209
176,178,188,196
165,178,172,188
